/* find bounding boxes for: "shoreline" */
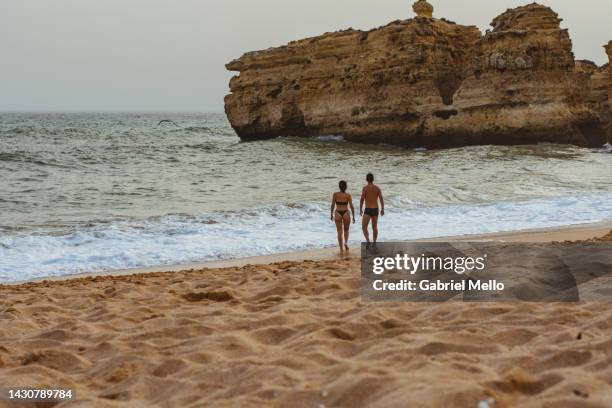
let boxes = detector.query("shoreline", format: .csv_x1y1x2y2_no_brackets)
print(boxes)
1,220,611,407
7,219,612,286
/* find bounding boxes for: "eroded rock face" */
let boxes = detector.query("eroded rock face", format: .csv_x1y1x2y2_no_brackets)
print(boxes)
605,42,612,139
225,17,481,145
577,60,607,111
412,0,434,19
442,3,603,148
606,42,612,107
225,2,607,148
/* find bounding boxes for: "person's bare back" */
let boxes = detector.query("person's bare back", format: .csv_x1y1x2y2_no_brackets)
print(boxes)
362,184,382,209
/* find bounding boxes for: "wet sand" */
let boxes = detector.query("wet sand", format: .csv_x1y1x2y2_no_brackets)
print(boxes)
0,225,611,407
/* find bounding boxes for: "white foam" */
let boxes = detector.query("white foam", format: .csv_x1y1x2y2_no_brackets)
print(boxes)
1,194,611,282
312,135,345,142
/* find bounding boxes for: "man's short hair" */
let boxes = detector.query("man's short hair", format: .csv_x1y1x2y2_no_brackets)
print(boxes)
366,173,374,182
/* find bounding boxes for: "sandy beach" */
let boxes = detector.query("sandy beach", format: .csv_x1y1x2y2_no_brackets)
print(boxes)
3,1,612,407
1,224,612,407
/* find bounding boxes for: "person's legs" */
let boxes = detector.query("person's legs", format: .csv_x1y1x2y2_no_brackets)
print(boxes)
342,212,351,250
371,216,379,243
335,214,344,250
362,214,371,244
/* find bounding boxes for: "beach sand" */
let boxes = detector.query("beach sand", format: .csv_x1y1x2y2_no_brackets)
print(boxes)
1,225,611,407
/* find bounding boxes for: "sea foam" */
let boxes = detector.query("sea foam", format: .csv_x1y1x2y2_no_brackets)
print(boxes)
1,193,611,283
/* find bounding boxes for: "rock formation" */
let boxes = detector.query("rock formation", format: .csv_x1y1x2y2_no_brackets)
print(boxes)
225,2,608,148
577,59,607,112
443,3,603,148
605,41,612,140
412,0,434,19
606,42,612,108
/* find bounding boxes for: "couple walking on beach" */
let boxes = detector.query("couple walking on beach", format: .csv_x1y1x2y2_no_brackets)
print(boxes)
330,173,385,251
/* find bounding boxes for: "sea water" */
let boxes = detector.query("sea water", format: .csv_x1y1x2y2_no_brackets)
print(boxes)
0,112,610,282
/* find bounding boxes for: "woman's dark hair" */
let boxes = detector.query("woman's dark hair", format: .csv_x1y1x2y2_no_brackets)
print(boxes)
366,173,374,182
339,180,347,192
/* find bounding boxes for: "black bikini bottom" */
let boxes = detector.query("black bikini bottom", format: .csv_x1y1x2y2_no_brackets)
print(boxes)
364,208,379,217
336,210,348,217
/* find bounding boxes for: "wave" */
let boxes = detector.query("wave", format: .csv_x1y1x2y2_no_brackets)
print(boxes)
312,135,345,142
0,152,77,168
1,194,611,283
1,126,59,137
173,126,235,137
0,126,91,137
0,152,25,162
180,126,212,132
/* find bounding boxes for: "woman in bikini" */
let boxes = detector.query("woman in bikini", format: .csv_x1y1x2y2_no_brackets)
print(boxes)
330,180,356,251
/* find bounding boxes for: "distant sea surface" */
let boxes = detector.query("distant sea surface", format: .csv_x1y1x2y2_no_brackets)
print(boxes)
1,112,611,282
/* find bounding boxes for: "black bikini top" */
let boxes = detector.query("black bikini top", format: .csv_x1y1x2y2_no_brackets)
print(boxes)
336,201,348,206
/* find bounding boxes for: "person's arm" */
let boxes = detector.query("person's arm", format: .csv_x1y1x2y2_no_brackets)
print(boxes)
359,188,365,216
330,193,336,221
378,187,385,216
349,195,356,223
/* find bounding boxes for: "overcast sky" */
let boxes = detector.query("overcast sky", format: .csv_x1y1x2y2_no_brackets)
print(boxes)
1,0,610,113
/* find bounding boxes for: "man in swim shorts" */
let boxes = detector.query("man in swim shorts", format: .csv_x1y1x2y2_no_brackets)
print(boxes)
360,173,384,247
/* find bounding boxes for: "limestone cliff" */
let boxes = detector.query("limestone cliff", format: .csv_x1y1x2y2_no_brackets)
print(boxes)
606,42,612,107
225,14,481,145
577,60,607,112
442,3,603,147
225,2,608,148
605,41,612,139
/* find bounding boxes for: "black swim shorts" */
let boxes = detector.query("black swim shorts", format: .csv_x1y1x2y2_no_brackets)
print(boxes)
364,208,379,217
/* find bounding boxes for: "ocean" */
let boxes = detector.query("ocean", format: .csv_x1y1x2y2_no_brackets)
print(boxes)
1,112,610,282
